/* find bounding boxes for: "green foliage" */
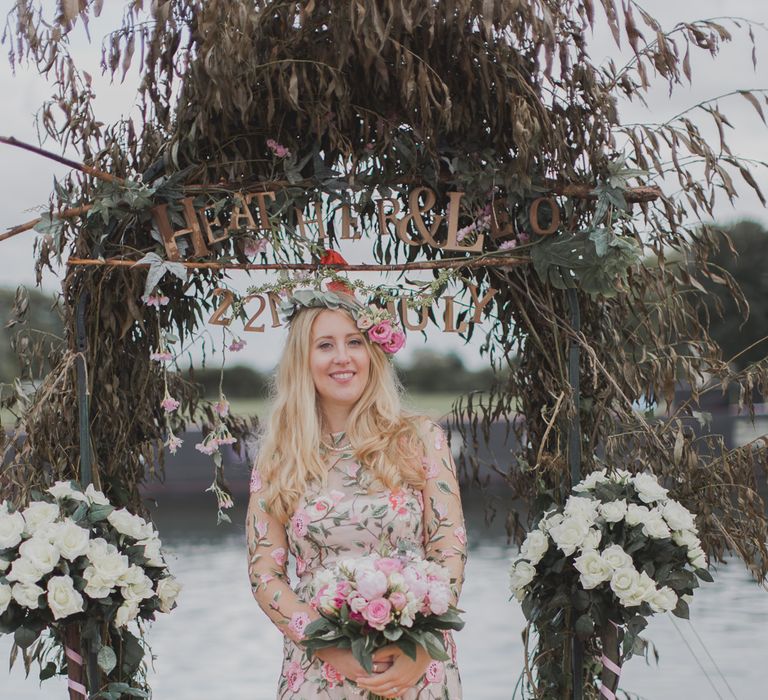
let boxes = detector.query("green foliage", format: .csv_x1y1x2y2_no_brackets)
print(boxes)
395,351,495,394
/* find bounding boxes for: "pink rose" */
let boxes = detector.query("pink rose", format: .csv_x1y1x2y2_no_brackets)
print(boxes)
368,321,393,344
381,329,406,354
336,580,352,597
288,612,311,639
271,548,287,567
363,598,392,630
321,661,344,688
348,595,367,613
425,660,445,684
389,591,407,611
375,557,404,576
284,660,304,692
249,469,263,493
291,510,310,538
356,315,374,331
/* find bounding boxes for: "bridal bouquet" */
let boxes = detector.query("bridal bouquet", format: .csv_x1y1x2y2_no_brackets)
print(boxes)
0,481,181,695
303,553,463,695
509,469,711,657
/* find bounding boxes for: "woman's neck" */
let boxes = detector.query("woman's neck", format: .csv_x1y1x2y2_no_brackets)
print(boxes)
320,403,352,434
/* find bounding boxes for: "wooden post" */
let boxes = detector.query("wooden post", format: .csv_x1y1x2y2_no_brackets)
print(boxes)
600,623,622,698
64,624,87,700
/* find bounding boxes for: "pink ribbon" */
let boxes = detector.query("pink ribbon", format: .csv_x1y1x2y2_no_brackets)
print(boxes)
65,646,87,698
600,653,622,699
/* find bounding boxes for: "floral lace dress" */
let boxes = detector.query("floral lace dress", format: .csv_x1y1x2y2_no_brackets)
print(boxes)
246,421,467,699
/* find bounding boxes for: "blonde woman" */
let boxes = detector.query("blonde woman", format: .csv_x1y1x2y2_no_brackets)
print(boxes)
246,289,467,699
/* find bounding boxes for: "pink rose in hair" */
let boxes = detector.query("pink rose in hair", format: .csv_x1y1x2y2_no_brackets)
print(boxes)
381,329,406,354
368,321,393,344
425,660,445,684
363,598,392,630
375,557,404,576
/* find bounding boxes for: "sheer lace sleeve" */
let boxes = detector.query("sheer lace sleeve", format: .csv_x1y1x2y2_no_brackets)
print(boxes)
246,469,319,644
420,421,467,606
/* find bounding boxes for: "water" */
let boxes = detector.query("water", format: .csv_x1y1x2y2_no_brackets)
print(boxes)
2,497,767,699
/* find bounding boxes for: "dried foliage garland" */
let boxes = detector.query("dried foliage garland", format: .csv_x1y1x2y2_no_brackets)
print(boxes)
1,1,767,698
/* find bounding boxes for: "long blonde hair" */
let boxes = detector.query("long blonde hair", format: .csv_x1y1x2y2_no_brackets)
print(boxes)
255,306,426,523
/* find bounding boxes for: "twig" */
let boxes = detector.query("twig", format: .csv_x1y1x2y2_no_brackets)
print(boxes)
0,206,92,243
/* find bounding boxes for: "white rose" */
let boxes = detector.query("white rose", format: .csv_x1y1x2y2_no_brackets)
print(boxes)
582,528,602,551
90,550,130,586
520,530,550,565
84,485,110,506
598,499,627,523
122,574,155,604
573,469,608,492
672,529,700,551
47,481,87,502
7,557,44,585
139,539,165,567
537,511,564,534
564,496,599,521
388,572,405,589
83,566,114,599
157,576,182,613
0,557,9,573
12,582,44,609
47,575,84,620
662,501,696,532
573,549,613,589
107,509,153,541
624,504,651,526
549,516,590,556
0,510,25,549
642,511,671,539
509,560,536,593
632,473,668,504
688,547,707,570
601,544,634,570
609,566,639,601
18,537,60,576
51,521,91,561
0,583,12,614
619,570,657,607
649,586,678,613
88,538,116,560
21,502,60,535
115,600,140,627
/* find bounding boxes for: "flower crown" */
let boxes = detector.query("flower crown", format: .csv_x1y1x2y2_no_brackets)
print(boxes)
278,253,406,355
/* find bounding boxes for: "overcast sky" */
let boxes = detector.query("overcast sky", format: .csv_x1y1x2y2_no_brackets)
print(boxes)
0,1,766,372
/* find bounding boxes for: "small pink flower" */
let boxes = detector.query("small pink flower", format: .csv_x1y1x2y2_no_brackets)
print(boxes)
425,661,445,684
381,329,406,354
244,238,269,257
257,573,274,586
218,492,234,509
375,557,404,576
213,399,230,417
356,315,374,331
335,580,352,598
291,510,310,538
150,351,174,362
255,520,268,539
329,489,345,504
434,501,448,519
389,591,407,611
363,598,392,630
296,556,307,576
321,662,344,688
249,469,263,493
313,497,332,513
217,435,237,446
267,139,290,158
228,338,247,352
142,294,170,308
166,434,183,454
454,526,467,545
499,239,518,250
517,231,530,244
288,611,311,639
346,463,360,478
195,441,218,455
423,459,440,479
284,660,304,692
368,321,393,344
456,224,474,242
271,547,287,567
161,396,180,413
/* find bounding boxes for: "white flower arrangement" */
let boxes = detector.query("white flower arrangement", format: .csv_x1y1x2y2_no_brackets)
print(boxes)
510,469,711,657
0,481,181,694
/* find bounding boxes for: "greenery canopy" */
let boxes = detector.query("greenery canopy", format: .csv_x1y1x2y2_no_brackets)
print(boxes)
2,1,768,698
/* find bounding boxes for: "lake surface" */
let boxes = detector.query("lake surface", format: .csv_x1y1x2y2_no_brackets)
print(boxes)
2,494,767,699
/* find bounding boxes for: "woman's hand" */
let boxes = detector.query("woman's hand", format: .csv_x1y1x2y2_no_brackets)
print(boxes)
355,644,431,698
314,646,392,683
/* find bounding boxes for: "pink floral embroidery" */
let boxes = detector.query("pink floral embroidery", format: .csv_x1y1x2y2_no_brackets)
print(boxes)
454,526,467,545
313,497,332,513
321,662,344,688
255,521,268,539
425,660,445,684
296,555,307,577
271,548,287,567
434,428,445,450
388,490,408,515
291,510,310,538
249,469,263,493
288,611,311,639
434,501,448,519
284,660,304,691
423,458,440,479
346,463,361,478
329,489,345,504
